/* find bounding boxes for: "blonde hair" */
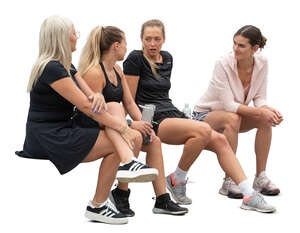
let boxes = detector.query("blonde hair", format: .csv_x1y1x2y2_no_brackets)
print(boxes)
141,19,166,78
78,26,124,76
27,15,73,92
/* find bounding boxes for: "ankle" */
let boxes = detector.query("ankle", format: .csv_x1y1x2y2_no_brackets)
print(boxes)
120,158,133,166
91,199,104,207
156,193,170,203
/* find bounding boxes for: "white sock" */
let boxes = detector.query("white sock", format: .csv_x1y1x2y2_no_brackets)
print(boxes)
238,179,255,198
174,166,188,183
256,171,266,177
90,200,105,208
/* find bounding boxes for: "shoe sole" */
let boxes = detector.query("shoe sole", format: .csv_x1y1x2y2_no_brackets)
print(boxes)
108,192,135,217
85,210,128,224
166,180,192,205
152,207,188,215
117,168,158,183
219,188,243,199
260,188,280,196
240,204,276,213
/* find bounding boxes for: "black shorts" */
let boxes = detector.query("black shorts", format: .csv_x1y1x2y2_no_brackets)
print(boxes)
152,109,188,134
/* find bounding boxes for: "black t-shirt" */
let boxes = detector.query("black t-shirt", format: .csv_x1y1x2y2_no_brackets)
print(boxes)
28,61,77,122
123,50,177,112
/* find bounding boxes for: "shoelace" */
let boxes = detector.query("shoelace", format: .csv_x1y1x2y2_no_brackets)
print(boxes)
254,193,267,206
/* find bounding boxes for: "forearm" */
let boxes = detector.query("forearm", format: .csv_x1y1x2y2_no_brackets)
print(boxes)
125,102,142,121
237,104,261,119
79,100,125,131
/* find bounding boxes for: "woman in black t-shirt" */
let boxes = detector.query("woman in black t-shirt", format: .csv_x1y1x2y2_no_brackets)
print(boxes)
123,19,276,213
16,16,158,225
77,26,187,216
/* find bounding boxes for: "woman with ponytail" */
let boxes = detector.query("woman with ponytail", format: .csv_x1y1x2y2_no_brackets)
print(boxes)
193,25,282,198
124,20,276,213
76,25,188,217
16,16,158,225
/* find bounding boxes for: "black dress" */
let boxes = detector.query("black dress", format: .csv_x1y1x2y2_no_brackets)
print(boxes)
16,61,100,175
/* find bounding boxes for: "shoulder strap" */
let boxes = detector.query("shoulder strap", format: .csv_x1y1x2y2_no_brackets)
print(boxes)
100,62,110,83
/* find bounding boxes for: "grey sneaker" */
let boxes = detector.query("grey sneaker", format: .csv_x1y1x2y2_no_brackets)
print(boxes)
166,173,192,205
219,177,243,199
253,172,280,196
240,192,276,213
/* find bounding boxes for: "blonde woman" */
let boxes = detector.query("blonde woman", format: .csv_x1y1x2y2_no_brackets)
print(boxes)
76,26,188,216
193,25,282,197
123,19,276,213
16,15,158,225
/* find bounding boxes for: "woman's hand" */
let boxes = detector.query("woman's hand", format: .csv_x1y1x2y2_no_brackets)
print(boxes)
149,129,156,143
131,120,153,136
260,107,281,126
119,126,141,150
88,93,107,114
261,106,283,126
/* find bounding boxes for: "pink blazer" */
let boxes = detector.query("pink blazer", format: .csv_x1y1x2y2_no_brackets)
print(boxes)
194,52,268,113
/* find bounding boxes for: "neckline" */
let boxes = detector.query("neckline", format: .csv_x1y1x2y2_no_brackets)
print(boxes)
100,62,119,88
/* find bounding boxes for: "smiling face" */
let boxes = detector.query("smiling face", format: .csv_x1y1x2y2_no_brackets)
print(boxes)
70,26,78,52
142,26,165,59
233,35,259,61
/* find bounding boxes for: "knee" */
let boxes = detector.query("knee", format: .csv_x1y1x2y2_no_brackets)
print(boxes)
106,102,125,115
224,113,241,132
196,122,212,145
150,135,161,146
213,132,229,148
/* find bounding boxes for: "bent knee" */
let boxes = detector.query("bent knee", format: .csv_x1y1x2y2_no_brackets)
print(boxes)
151,135,161,145
106,102,125,114
225,113,241,131
195,122,212,144
212,132,229,147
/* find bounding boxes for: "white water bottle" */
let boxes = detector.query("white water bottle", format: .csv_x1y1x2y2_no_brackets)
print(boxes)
182,103,191,118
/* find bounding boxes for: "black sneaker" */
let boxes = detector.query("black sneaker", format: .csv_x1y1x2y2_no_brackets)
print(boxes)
152,193,188,215
85,200,128,224
109,187,135,217
116,160,158,183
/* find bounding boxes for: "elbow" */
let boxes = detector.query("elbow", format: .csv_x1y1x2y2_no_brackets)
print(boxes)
224,102,239,113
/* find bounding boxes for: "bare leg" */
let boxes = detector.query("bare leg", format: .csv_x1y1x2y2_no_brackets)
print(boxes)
205,130,247,185
157,118,212,171
240,116,272,175
144,136,166,197
105,102,142,164
117,136,166,197
82,130,120,204
204,111,241,178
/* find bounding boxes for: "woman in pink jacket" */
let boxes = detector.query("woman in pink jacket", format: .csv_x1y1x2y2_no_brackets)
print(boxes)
193,25,283,198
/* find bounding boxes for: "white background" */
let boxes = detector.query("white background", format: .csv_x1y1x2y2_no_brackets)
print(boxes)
1,0,299,232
